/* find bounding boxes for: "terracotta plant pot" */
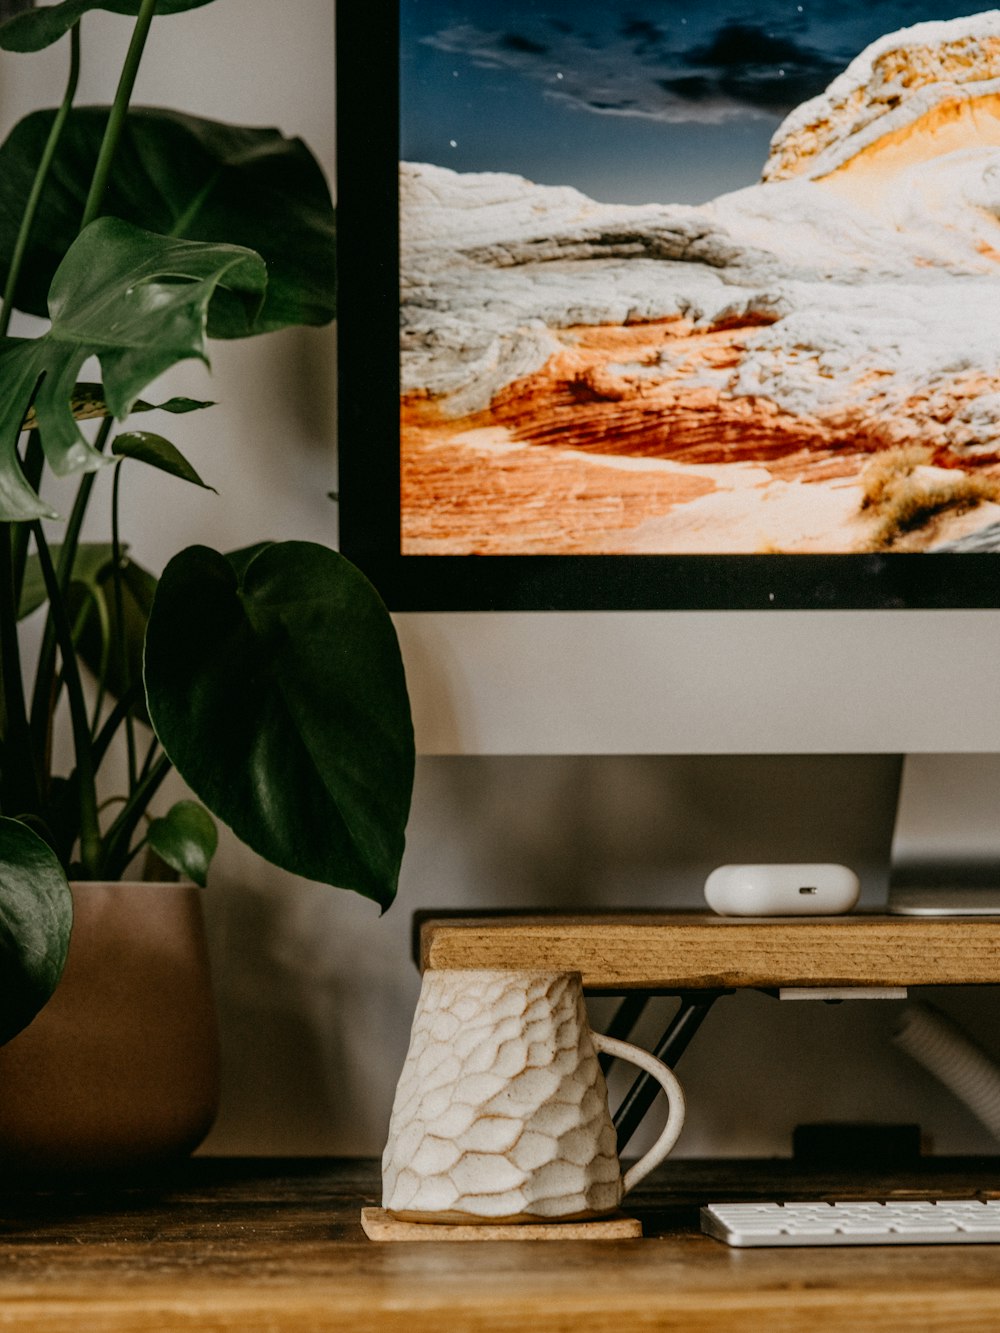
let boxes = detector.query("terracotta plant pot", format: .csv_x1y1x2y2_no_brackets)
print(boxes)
0,881,220,1174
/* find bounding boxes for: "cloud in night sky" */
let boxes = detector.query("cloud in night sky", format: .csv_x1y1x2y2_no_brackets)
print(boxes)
422,13,848,124
679,23,843,115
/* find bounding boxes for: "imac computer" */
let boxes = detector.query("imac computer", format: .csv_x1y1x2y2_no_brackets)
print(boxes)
336,1,1000,905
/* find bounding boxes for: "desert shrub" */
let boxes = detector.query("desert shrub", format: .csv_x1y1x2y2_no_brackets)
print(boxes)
860,447,1000,549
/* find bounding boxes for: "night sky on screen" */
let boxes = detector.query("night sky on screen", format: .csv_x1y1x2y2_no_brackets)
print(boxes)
401,1,989,202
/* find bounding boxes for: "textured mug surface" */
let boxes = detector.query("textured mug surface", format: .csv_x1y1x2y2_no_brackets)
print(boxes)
382,968,684,1223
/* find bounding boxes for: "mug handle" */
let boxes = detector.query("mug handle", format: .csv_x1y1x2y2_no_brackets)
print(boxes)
590,1032,686,1195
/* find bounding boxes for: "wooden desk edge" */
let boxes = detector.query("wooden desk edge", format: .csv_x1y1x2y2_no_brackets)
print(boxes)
417,913,1000,990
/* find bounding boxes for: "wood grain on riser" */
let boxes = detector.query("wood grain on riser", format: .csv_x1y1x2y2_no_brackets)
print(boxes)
417,914,1000,989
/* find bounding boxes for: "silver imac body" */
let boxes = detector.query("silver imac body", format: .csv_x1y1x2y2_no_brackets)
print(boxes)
337,2,1000,910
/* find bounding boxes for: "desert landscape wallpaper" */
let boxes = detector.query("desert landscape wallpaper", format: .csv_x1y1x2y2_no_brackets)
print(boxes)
399,3,1000,554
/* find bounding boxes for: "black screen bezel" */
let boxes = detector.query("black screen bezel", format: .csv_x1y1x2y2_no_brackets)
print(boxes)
335,0,1000,612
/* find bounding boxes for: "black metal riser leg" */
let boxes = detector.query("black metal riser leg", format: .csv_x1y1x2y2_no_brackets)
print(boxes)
612,991,727,1155
597,993,650,1075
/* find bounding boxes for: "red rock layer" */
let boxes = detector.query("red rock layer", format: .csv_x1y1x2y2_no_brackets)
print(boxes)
400,424,716,555
400,319,1000,554
427,321,898,468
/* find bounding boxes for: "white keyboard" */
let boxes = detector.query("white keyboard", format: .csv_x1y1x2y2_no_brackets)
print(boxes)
701,1199,1000,1246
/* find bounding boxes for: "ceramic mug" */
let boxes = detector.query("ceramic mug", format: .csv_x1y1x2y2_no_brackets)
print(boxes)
382,968,685,1222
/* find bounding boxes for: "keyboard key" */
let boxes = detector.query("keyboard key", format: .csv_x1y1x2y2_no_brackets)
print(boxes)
890,1223,959,1234
836,1230,894,1240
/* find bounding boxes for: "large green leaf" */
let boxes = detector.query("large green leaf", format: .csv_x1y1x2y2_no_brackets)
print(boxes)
0,217,265,521
0,107,335,333
0,1,217,51
144,542,414,908
0,817,73,1046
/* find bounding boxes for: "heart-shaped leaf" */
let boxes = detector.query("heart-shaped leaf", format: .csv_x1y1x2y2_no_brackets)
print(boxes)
112,431,216,491
0,816,73,1046
0,217,265,521
146,800,217,887
226,542,274,582
0,0,216,51
0,107,335,333
144,542,414,908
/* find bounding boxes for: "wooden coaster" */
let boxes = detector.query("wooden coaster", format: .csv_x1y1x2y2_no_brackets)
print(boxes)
360,1207,641,1241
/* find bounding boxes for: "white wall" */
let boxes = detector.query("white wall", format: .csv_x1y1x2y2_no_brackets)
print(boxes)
4,0,1000,1163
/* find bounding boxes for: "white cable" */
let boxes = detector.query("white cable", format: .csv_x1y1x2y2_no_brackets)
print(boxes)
893,1002,1000,1140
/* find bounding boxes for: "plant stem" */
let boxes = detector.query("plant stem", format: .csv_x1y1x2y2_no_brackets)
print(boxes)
0,25,81,337
30,521,101,876
84,586,111,733
100,751,169,878
29,416,113,766
110,461,136,788
57,417,113,594
80,0,159,230
0,524,39,812
11,429,44,604
123,832,148,872
91,677,142,768
139,731,159,780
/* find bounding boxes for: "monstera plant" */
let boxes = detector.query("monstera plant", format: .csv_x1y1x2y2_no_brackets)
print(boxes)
0,1,414,1045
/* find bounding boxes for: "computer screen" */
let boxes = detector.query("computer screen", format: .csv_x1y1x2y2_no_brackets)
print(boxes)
340,0,1000,612
336,1,1000,754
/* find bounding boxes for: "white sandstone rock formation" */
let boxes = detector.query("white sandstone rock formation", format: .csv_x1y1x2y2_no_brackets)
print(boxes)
763,10,1000,182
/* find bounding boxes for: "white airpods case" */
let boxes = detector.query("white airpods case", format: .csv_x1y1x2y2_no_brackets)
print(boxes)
704,863,861,916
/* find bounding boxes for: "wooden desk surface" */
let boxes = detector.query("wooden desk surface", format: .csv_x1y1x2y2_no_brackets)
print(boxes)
4,1158,1000,1332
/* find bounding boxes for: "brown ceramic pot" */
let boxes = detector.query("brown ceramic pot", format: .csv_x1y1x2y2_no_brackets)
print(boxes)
0,880,220,1174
